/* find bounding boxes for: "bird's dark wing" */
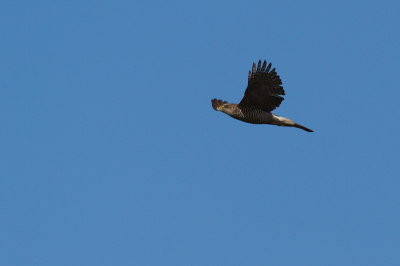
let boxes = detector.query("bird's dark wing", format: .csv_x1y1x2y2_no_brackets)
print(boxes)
239,60,285,112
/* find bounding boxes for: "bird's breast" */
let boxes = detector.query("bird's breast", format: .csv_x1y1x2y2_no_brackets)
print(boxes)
231,108,274,124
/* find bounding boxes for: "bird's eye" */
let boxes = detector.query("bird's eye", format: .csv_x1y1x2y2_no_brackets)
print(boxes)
221,105,225,108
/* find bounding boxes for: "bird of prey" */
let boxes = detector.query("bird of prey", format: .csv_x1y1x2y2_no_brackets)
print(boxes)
211,60,313,132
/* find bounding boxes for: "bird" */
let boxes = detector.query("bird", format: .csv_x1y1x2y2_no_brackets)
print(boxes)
211,60,313,132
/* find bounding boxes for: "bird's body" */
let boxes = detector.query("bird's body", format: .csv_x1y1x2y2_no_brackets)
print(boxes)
211,60,313,132
224,104,274,124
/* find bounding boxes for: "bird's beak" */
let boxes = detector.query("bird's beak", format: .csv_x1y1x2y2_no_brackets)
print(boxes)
217,106,223,111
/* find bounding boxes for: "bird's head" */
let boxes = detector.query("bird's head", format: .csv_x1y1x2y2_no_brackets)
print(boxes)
217,103,236,115
211,99,236,116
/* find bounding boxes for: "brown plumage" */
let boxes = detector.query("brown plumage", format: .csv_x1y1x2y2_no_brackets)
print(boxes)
211,60,313,132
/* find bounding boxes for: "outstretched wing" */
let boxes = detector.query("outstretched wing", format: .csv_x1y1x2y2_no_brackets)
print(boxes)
239,60,285,112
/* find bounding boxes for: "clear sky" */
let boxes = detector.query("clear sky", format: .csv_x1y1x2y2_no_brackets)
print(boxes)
1,1,400,265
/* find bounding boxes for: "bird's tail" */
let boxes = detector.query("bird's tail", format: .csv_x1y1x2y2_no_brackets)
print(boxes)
294,123,313,132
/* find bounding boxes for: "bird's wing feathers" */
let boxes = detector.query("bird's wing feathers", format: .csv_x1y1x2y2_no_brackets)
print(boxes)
240,94,284,113
247,60,285,95
239,60,285,112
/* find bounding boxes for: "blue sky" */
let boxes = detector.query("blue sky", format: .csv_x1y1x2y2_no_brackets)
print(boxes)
1,0,399,265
